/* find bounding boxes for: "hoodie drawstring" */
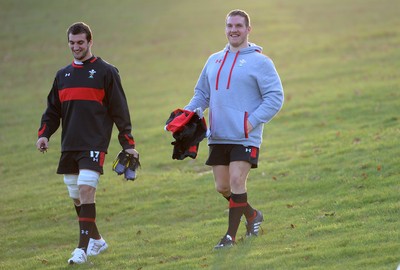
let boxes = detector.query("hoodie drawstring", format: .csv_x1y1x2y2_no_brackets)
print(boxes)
227,51,239,89
216,51,228,90
215,50,240,90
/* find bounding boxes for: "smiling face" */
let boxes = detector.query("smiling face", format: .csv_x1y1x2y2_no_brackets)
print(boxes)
68,33,92,62
225,15,251,52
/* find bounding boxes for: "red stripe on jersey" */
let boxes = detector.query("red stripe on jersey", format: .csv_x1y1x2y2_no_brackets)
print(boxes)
59,87,105,104
38,123,46,137
124,134,135,146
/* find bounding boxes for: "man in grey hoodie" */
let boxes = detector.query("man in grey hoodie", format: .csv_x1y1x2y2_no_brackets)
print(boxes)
184,9,284,249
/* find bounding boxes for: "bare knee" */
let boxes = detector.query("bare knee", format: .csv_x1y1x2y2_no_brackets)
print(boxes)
73,199,81,206
215,183,231,197
230,175,242,188
229,173,247,194
79,185,96,204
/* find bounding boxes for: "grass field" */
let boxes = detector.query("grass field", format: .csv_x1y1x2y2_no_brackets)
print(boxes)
0,0,399,269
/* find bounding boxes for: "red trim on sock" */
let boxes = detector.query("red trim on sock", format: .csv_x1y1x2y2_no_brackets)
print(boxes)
247,210,257,222
78,217,96,222
229,199,248,208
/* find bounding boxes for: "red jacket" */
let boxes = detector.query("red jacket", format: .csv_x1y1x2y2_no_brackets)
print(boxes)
165,109,207,160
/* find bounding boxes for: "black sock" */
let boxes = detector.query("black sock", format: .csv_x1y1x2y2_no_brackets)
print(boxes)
78,203,96,251
243,202,256,222
226,193,248,240
74,204,81,216
75,203,101,240
223,194,231,201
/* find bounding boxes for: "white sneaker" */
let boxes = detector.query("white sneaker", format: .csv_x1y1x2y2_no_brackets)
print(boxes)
67,248,87,264
87,237,108,256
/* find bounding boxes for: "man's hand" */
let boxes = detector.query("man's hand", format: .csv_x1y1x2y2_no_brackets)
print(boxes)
36,137,49,153
246,120,253,134
124,148,139,158
112,149,140,181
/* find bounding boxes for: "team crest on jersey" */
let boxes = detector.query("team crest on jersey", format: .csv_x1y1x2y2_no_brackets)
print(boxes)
238,59,246,67
88,69,96,79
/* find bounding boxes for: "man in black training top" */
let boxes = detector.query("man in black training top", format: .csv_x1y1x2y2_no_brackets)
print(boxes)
36,22,139,264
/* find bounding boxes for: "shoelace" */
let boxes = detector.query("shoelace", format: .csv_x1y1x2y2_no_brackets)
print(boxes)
90,241,104,253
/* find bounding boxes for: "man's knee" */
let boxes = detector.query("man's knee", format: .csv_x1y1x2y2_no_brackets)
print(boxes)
215,183,230,196
64,174,79,199
77,169,99,204
73,199,81,206
230,174,243,187
79,185,96,204
77,169,100,187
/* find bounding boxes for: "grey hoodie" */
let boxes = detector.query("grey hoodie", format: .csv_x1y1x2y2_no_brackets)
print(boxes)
185,43,284,148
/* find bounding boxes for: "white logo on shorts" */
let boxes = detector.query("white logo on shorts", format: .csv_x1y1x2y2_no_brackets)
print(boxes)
245,148,252,153
90,151,100,162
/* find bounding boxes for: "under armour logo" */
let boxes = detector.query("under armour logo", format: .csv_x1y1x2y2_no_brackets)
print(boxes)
215,59,222,64
81,230,89,235
65,73,71,77
245,148,252,153
239,59,246,67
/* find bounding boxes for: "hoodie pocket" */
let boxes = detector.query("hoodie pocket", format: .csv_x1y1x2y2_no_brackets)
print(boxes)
210,106,248,140
244,111,249,138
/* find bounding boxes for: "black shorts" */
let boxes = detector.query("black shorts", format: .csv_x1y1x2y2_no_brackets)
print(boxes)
57,151,106,174
206,144,259,168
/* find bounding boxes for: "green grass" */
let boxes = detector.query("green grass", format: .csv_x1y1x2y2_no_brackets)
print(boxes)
1,0,399,269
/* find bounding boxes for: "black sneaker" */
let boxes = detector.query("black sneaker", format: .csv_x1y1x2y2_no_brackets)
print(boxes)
213,234,235,250
245,210,264,237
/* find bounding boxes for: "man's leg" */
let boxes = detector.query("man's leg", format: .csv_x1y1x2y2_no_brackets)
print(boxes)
218,157,256,220
230,162,264,237
64,174,89,264
213,165,231,197
73,201,100,240
76,170,100,253
226,161,252,240
212,165,235,249
77,186,96,253
213,162,251,249
77,169,109,258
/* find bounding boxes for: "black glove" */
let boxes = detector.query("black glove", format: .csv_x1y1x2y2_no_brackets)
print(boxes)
112,150,140,181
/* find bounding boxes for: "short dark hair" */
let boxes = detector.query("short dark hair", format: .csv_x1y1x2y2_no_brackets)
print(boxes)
226,9,251,27
67,22,92,42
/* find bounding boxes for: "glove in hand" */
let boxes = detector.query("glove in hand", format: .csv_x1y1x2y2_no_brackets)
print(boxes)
112,150,141,181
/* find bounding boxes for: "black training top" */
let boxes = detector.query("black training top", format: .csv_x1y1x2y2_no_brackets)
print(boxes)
38,56,135,152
